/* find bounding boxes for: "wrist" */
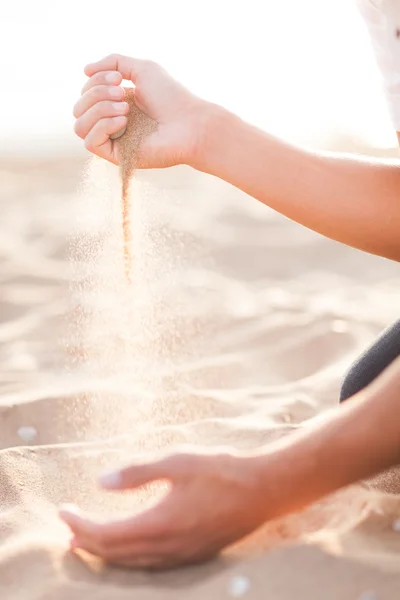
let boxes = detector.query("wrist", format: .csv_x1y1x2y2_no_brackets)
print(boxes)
247,419,357,521
251,444,316,520
237,447,307,522
250,380,400,519
189,100,234,173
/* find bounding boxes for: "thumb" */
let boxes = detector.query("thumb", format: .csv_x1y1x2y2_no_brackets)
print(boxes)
99,453,195,491
84,54,148,84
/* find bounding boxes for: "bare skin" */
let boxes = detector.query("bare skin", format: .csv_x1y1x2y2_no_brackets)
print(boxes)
62,53,400,569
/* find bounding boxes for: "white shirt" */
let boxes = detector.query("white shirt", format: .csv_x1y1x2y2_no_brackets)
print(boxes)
358,0,400,130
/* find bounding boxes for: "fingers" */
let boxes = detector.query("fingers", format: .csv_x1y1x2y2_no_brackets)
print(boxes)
71,533,182,569
99,452,199,491
82,116,127,161
62,504,200,570
74,99,128,139
99,459,171,491
73,84,125,119
84,53,154,83
74,72,127,163
81,70,122,94
76,54,159,162
60,505,166,543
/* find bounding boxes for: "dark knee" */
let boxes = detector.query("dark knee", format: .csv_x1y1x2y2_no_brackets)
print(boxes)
339,363,364,402
340,320,400,403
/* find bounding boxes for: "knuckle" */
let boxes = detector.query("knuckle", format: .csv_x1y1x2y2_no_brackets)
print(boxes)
108,52,121,63
107,115,119,130
90,85,104,101
91,101,103,119
165,451,197,476
135,58,156,76
145,59,158,70
84,136,95,152
74,119,84,138
177,451,197,466
164,452,183,469
82,73,98,92
143,59,160,76
95,100,112,117
80,81,90,95
85,102,106,126
88,73,101,86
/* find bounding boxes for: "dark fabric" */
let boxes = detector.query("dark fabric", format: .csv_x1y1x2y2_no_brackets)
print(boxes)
340,319,400,402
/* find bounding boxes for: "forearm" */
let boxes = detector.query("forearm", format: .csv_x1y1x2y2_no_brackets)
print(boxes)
252,357,400,518
200,106,400,261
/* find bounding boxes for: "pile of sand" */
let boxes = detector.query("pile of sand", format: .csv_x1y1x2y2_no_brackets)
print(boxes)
1,127,400,597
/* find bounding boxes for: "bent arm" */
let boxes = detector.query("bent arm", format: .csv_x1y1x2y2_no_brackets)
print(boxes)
252,357,400,518
199,107,400,261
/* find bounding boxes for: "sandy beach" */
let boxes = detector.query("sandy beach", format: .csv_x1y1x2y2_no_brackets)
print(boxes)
1,151,400,598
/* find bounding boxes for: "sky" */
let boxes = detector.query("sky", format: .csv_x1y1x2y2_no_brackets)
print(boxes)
1,0,398,154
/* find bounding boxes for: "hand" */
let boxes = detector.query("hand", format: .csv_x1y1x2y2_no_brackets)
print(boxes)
73,54,212,169
59,448,269,569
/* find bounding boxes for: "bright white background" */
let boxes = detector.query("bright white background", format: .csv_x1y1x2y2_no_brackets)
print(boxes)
1,0,397,154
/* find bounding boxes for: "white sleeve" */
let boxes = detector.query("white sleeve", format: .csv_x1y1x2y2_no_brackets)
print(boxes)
358,0,400,130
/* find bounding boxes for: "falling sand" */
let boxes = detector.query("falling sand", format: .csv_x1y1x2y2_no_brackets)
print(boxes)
118,88,158,281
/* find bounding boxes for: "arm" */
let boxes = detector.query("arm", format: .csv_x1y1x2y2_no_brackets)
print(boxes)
253,356,400,517
76,55,400,262
199,105,400,262
60,357,400,568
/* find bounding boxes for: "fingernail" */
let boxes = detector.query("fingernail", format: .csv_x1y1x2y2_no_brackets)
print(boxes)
113,102,128,113
59,503,81,515
106,72,120,83
110,126,127,140
99,470,121,489
109,86,122,98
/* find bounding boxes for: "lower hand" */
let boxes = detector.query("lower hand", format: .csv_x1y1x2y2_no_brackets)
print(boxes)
73,54,212,169
59,448,269,569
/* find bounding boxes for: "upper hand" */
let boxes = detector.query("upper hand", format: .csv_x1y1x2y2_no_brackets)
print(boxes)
73,54,211,169
59,448,269,569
